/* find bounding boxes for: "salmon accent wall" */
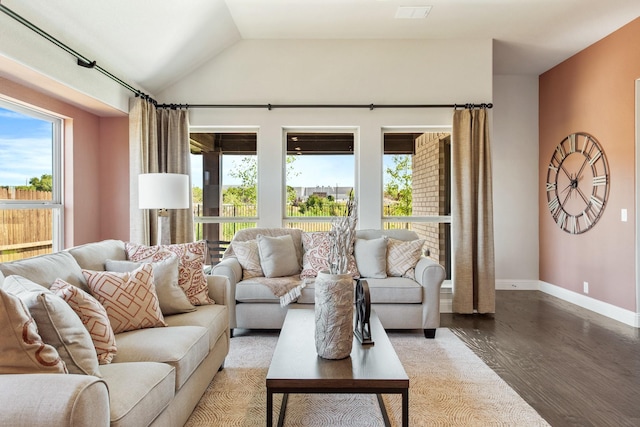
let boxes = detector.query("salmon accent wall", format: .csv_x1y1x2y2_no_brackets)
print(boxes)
539,17,640,312
0,77,129,247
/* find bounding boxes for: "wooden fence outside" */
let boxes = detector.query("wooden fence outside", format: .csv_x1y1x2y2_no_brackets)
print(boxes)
0,188,53,262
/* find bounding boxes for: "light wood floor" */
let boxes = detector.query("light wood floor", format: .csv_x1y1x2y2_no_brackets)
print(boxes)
441,290,640,427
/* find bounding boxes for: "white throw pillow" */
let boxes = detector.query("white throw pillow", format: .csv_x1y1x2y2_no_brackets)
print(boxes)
256,234,300,278
354,237,388,279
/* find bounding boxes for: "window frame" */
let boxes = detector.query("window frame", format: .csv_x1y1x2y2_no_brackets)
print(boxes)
0,98,64,253
282,126,358,227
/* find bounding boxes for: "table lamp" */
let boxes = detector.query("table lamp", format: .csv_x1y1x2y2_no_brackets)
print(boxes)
139,173,189,245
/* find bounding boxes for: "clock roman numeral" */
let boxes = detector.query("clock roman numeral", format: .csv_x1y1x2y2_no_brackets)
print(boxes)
568,133,576,153
556,210,567,229
555,144,566,160
546,182,556,191
590,195,604,209
589,150,602,166
592,175,607,186
569,215,578,234
548,197,560,215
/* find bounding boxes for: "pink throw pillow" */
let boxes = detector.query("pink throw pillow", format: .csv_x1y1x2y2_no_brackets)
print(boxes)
82,264,166,334
50,279,117,364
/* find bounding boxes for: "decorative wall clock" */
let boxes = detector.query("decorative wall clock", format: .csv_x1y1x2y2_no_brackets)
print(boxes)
545,132,609,234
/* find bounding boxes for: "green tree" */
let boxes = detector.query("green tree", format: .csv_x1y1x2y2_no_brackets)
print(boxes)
384,155,412,215
192,186,203,205
29,174,53,191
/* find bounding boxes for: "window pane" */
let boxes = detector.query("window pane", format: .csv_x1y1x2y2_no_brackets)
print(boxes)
0,107,53,201
285,132,355,231
0,102,61,262
190,132,257,241
383,132,451,217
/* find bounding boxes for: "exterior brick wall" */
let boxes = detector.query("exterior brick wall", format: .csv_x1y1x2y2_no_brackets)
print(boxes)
412,133,450,272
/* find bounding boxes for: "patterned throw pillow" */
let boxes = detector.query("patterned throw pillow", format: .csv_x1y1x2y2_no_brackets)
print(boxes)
82,264,167,334
232,240,264,279
0,288,67,374
125,241,213,306
105,256,195,315
386,238,425,279
50,279,117,365
3,275,101,376
301,231,359,279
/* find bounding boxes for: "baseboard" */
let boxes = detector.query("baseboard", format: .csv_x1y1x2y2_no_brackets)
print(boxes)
495,279,540,290
442,280,639,328
539,281,639,328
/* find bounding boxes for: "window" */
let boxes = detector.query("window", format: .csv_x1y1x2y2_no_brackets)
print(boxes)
284,131,356,231
190,131,257,241
0,99,63,262
383,131,452,279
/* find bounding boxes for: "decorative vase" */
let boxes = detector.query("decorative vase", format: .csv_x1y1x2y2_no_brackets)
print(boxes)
314,270,354,359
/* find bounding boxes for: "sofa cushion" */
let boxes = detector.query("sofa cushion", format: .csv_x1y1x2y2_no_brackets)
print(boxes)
235,277,303,303
3,275,101,376
83,264,167,334
354,237,388,278
113,325,209,390
0,251,87,292
0,287,67,374
50,279,118,364
361,277,424,303
99,361,175,427
298,276,423,304
68,239,126,271
125,241,213,306
226,227,304,266
164,304,229,351
257,234,300,278
387,238,425,279
105,256,196,315
231,240,264,279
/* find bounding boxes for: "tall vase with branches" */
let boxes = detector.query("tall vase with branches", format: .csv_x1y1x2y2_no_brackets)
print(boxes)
315,198,358,359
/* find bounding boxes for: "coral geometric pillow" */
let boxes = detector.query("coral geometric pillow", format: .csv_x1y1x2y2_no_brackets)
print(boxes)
0,288,67,374
386,238,425,279
50,279,117,365
125,241,213,306
82,264,166,334
301,231,359,279
232,240,264,279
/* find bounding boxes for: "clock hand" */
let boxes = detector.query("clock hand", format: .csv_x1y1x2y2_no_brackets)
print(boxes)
575,186,590,205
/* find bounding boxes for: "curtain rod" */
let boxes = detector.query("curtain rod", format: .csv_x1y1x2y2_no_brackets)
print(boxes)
1,4,493,111
157,103,493,110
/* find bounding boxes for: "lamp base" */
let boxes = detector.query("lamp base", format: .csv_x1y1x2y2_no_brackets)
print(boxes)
157,210,170,246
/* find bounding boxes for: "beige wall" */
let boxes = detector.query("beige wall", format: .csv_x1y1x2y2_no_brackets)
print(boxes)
539,17,640,311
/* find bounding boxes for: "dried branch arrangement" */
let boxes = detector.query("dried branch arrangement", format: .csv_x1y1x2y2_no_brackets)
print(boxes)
328,198,358,275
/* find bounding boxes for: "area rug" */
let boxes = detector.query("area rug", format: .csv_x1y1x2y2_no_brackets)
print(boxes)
185,329,550,426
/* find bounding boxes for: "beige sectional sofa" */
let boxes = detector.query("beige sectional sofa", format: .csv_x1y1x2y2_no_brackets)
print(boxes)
211,228,446,338
0,239,230,427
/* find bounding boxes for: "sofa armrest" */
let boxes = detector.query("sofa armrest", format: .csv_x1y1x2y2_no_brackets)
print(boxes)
414,257,446,329
210,257,242,329
0,374,109,427
206,274,231,307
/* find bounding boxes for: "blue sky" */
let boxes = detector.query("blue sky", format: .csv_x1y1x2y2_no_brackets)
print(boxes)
0,107,53,186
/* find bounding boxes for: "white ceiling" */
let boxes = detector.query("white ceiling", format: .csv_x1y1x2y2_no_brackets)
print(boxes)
2,0,640,94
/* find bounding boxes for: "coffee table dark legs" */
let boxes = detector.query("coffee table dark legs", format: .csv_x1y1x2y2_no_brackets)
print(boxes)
267,391,407,427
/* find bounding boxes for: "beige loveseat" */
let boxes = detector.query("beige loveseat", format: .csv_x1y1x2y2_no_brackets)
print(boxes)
211,228,445,338
0,239,230,427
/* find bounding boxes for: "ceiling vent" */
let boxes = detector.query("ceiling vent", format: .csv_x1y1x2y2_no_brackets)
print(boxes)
395,6,432,19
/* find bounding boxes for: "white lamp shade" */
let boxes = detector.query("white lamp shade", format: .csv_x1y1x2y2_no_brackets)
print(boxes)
139,173,189,209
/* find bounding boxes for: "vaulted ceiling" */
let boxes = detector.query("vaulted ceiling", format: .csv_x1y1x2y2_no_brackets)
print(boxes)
2,0,639,94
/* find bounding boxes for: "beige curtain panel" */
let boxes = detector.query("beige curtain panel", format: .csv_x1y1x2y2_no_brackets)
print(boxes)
129,98,193,245
451,108,495,314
